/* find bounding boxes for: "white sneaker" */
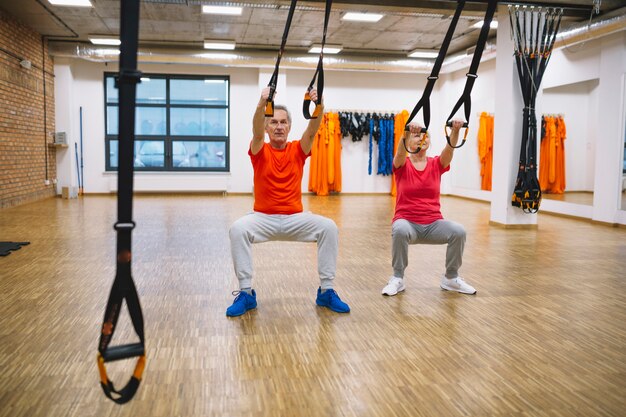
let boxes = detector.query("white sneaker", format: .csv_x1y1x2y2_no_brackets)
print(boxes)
382,276,405,296
440,276,476,294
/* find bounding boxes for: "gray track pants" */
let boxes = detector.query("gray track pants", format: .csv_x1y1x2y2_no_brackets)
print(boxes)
392,218,466,279
229,211,338,290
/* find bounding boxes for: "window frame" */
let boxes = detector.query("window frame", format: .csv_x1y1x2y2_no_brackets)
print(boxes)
104,72,230,172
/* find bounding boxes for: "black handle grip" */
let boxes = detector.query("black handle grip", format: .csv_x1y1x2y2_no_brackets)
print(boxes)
446,121,468,128
404,126,428,134
101,343,145,362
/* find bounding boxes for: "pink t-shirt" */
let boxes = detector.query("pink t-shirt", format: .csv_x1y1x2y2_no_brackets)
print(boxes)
392,156,450,225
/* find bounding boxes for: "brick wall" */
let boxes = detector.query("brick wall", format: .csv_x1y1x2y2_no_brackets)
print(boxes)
0,8,56,209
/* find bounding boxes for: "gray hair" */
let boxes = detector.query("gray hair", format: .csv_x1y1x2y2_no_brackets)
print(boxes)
266,104,292,125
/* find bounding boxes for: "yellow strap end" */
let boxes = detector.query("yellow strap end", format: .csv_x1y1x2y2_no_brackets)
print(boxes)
311,104,321,118
97,354,108,385
133,355,146,380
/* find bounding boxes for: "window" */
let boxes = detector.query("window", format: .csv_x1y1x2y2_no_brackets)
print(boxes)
104,73,229,171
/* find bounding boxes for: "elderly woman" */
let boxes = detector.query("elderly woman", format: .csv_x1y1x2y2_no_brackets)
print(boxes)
382,121,477,296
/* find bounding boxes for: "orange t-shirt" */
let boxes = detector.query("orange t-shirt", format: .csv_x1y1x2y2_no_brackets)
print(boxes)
249,140,310,214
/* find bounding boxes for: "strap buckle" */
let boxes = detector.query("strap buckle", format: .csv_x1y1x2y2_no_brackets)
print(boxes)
114,221,136,231
114,70,143,88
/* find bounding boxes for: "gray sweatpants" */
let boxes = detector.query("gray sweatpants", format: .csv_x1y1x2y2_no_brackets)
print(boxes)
392,218,466,279
229,211,338,290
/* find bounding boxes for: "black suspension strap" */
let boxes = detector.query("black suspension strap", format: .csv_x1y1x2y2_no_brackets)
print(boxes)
97,0,146,404
444,0,498,149
510,5,562,213
303,0,332,119
402,0,466,154
265,0,298,117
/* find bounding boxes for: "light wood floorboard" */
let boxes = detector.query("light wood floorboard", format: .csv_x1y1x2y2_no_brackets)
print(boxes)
0,195,625,417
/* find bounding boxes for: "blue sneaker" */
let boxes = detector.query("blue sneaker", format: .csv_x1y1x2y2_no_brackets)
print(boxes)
226,290,257,317
315,288,350,313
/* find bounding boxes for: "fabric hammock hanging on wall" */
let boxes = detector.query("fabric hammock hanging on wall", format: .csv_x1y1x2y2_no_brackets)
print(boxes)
391,110,409,196
477,112,494,191
539,115,567,194
309,112,342,196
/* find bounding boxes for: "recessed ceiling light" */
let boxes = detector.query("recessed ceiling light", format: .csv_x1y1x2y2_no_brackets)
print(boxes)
48,0,92,6
407,49,439,59
89,36,121,46
203,40,236,50
342,12,383,22
308,44,342,54
202,5,243,15
472,20,498,29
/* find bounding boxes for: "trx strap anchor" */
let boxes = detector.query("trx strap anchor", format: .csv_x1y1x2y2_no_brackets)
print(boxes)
403,0,466,154
266,0,298,117
510,5,562,213
98,0,146,404
303,0,332,119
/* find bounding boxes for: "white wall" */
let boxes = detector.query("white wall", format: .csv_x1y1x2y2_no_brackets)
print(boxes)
56,60,258,194
53,61,77,194
53,30,626,224
55,61,430,195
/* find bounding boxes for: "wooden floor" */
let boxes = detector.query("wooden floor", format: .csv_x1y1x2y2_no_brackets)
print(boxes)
1,194,625,417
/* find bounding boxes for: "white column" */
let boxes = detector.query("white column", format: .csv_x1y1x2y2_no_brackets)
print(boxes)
592,32,626,223
489,5,537,226
53,61,76,195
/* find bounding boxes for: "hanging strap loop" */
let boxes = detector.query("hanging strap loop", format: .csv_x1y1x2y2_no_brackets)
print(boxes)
265,0,298,117
303,0,332,119
444,0,497,148
405,0,465,134
98,0,145,405
402,0,466,154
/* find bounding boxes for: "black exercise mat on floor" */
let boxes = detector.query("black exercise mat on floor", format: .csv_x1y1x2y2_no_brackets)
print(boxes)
0,242,30,257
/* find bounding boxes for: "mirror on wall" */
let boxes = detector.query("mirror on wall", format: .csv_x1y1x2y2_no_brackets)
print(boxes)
621,74,626,211
540,79,599,206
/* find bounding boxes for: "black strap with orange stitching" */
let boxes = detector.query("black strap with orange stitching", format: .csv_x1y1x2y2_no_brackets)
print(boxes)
402,0,465,154
444,0,498,149
265,0,298,117
303,0,332,119
97,0,146,404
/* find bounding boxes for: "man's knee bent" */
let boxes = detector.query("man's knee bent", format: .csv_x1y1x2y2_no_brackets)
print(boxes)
229,218,249,241
319,216,338,236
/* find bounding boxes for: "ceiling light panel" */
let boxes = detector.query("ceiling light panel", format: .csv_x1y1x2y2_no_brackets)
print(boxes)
204,40,236,50
48,0,92,6
342,12,384,23
89,36,121,46
308,44,342,54
202,5,243,15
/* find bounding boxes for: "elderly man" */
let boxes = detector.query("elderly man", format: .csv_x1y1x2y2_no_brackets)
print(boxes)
226,87,350,317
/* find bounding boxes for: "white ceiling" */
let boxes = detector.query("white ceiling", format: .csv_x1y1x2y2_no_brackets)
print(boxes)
0,0,623,58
